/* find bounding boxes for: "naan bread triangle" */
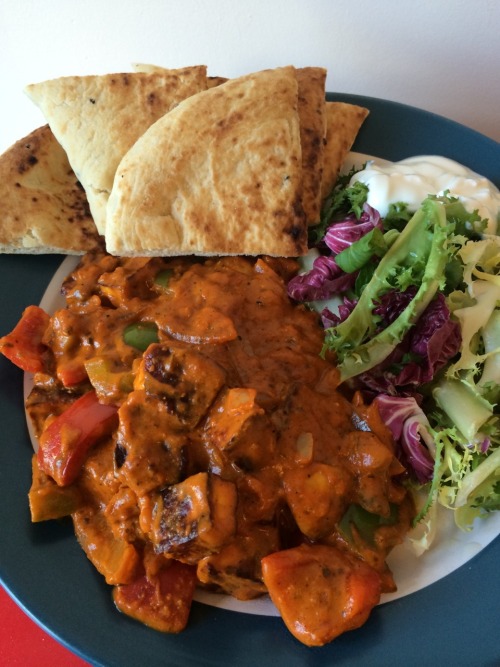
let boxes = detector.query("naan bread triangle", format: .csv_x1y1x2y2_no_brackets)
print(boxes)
131,62,228,87
321,101,369,201
131,64,325,225
295,67,327,225
106,66,307,258
24,66,208,234
0,125,101,254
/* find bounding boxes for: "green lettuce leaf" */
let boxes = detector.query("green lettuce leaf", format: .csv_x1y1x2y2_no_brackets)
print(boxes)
334,227,388,273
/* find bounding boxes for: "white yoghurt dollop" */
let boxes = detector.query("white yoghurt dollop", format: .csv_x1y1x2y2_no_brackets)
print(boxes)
350,155,500,234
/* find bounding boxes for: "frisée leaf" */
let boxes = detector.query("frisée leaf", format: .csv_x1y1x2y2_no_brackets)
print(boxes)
323,197,453,381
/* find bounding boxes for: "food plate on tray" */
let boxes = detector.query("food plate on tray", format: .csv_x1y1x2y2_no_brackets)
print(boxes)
0,92,499,667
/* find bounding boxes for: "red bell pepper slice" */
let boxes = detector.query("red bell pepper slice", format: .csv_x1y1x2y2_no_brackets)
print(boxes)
113,560,197,633
0,305,50,373
38,390,118,486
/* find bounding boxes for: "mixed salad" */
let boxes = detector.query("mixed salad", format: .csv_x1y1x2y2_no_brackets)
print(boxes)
288,155,500,552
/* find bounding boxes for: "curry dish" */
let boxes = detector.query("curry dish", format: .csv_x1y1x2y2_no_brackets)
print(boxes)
4,251,414,646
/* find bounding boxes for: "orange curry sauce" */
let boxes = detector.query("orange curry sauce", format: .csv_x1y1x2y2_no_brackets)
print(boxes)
24,252,414,646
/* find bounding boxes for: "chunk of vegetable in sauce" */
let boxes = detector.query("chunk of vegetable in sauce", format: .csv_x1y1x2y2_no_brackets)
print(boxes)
0,305,49,373
113,560,197,633
122,321,159,351
38,390,118,486
262,543,382,646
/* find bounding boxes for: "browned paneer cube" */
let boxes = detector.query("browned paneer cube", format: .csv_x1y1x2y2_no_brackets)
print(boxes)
203,387,277,472
204,387,264,448
145,472,237,563
115,390,189,495
282,462,354,539
135,343,226,430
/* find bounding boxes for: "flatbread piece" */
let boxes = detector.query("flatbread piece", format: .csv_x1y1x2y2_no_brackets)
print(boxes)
131,63,227,87
295,67,327,225
25,66,208,234
321,102,369,201
0,125,100,254
106,66,307,258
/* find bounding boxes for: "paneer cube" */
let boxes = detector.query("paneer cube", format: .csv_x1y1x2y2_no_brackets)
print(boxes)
147,472,237,563
135,343,226,430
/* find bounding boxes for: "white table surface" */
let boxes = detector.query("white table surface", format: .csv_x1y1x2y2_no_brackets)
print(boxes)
1,0,499,152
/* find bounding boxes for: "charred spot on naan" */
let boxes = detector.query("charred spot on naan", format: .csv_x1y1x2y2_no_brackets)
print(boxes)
295,67,327,226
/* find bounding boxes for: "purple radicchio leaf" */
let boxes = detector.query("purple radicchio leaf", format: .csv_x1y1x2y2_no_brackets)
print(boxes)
323,204,382,254
374,394,435,483
287,254,356,302
393,293,461,387
321,297,357,328
373,286,418,326
480,437,491,453
287,204,382,304
354,292,461,394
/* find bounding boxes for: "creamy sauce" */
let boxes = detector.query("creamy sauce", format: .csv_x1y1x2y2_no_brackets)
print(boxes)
350,155,500,234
